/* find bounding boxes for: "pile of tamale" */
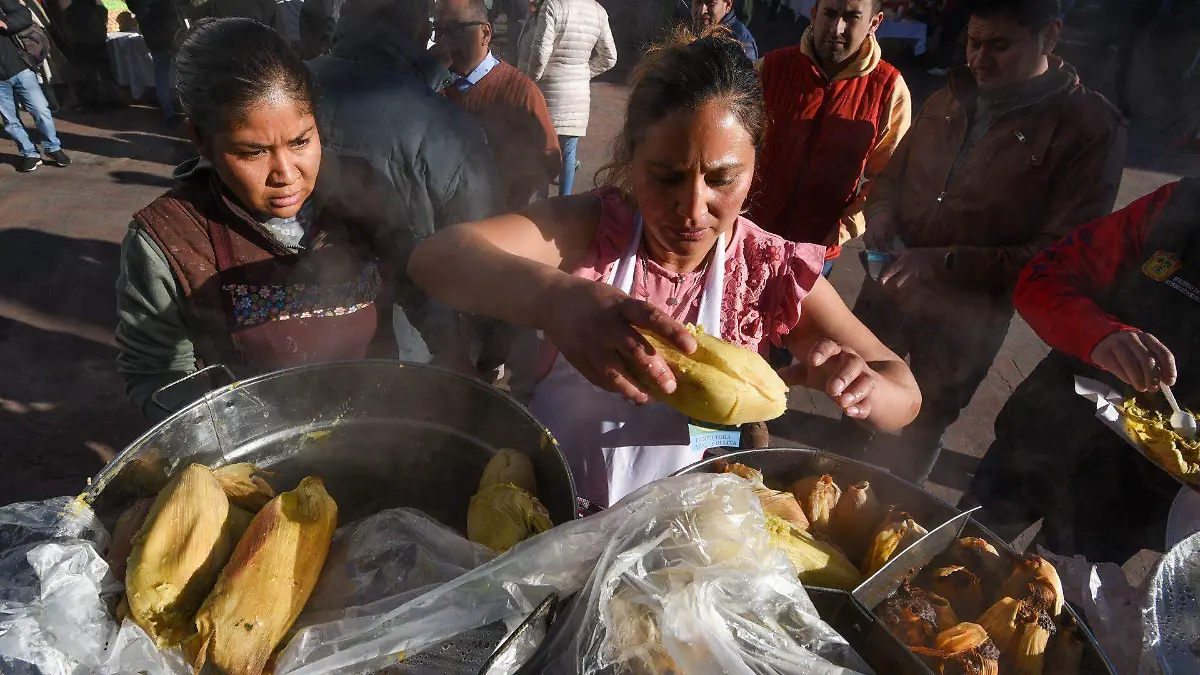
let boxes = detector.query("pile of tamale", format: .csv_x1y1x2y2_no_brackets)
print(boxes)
109,464,337,675
718,462,932,590
875,537,1085,675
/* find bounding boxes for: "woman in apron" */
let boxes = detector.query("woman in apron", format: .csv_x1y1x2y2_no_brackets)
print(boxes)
116,18,392,420
410,28,922,506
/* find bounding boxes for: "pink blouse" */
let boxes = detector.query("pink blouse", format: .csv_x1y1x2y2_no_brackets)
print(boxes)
536,187,825,380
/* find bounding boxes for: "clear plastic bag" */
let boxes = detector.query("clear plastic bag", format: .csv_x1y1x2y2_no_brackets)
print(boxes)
276,474,871,675
529,474,870,675
0,499,493,675
292,506,498,653
0,497,193,675
305,507,495,616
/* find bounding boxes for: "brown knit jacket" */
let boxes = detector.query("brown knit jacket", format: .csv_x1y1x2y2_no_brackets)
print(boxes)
869,58,1126,307
445,59,561,210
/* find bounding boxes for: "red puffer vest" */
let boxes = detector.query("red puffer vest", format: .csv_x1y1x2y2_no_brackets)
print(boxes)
131,169,392,375
749,44,899,260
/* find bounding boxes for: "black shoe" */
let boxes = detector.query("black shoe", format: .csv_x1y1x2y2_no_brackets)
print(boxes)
46,150,70,168
17,157,42,172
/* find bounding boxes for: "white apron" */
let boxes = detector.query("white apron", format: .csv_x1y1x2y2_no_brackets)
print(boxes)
528,217,727,507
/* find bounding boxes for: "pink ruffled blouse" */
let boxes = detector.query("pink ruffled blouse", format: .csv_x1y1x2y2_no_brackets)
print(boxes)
537,187,825,380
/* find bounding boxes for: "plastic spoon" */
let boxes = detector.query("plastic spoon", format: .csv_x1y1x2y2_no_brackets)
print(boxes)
1159,381,1198,438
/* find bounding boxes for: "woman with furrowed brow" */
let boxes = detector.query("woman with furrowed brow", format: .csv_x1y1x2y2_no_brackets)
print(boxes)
117,18,393,420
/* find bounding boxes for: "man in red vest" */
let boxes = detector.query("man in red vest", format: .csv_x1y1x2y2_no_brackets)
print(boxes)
749,0,912,277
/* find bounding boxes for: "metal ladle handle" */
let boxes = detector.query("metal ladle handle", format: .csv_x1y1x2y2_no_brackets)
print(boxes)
149,364,236,413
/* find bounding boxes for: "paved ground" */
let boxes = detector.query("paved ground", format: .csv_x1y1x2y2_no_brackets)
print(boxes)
1,4,1198,580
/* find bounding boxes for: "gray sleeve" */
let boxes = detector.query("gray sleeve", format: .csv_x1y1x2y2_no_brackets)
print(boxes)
438,142,505,227
115,226,207,420
398,138,504,370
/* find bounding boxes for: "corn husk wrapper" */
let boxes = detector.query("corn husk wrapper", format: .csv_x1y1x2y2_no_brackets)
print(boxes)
721,461,765,484
757,488,810,531
926,565,986,622
634,324,788,425
211,463,275,512
188,477,338,675
765,514,862,590
106,497,154,586
943,537,1008,594
1044,623,1084,675
788,474,841,534
126,465,249,647
977,597,1022,654
1009,616,1054,675
479,448,538,494
860,508,927,575
927,592,960,632
828,480,882,561
998,555,1064,617
468,483,553,552
911,622,1000,675
717,462,810,529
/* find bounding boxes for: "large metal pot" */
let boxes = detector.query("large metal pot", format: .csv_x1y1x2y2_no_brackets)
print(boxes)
84,361,577,531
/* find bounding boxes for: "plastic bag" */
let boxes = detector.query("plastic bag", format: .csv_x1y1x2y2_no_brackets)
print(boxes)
0,499,491,675
277,474,870,675
529,475,869,675
0,497,191,675
294,507,496,636
1038,546,1163,675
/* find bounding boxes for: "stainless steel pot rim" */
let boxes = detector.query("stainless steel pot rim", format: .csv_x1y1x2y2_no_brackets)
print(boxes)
85,359,575,506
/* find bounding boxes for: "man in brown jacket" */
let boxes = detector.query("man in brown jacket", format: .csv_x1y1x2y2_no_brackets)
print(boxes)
839,0,1127,485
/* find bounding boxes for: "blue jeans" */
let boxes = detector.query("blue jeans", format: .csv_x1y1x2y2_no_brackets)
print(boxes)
559,134,579,196
821,259,834,277
0,69,61,158
150,51,175,117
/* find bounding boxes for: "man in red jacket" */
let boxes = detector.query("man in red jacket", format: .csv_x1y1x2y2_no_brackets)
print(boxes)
964,181,1196,563
749,0,912,277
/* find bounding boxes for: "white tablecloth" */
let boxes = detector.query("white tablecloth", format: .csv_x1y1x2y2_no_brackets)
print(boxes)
105,32,155,100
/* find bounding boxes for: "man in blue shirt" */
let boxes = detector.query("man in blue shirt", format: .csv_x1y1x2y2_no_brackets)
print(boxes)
692,0,758,60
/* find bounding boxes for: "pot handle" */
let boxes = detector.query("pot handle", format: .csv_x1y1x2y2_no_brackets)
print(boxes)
149,364,236,413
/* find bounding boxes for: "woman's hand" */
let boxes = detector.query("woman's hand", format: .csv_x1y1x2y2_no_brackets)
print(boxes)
542,278,697,403
1090,329,1177,392
779,339,878,419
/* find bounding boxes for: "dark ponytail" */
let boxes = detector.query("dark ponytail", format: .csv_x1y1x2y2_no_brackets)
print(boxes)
174,17,319,137
596,25,764,191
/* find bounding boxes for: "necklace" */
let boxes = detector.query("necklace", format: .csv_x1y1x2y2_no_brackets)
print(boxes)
640,245,714,307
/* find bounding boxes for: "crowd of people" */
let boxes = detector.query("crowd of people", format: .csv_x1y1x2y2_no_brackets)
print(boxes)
2,0,1193,566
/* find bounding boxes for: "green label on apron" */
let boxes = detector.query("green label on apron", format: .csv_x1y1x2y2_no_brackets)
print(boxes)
687,419,741,452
